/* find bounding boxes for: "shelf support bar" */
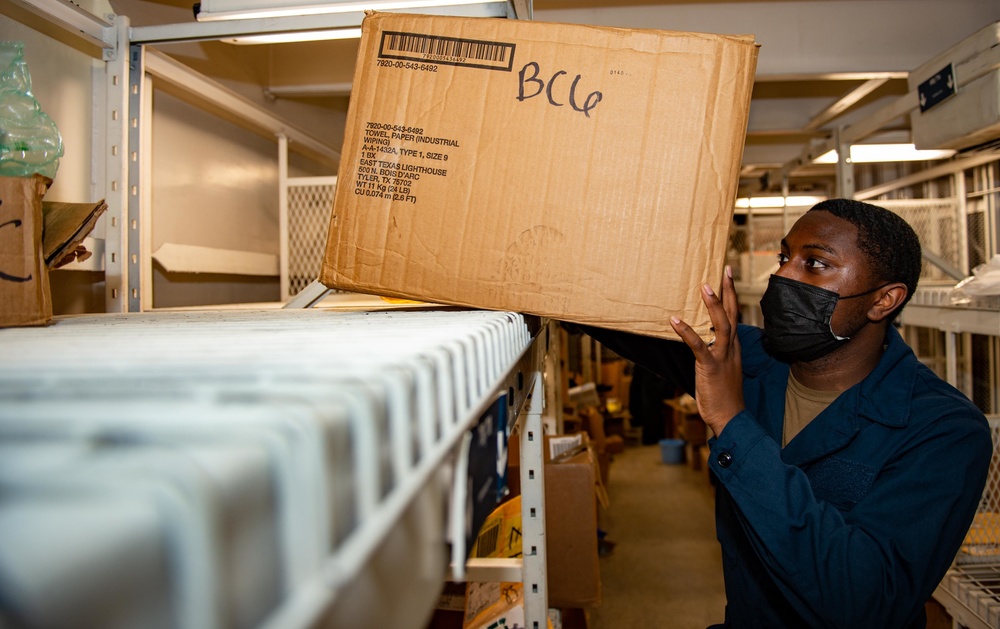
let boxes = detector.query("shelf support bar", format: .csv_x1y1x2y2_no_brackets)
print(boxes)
520,371,548,629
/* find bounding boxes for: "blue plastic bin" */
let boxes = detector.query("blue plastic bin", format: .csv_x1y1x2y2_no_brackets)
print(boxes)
659,438,685,464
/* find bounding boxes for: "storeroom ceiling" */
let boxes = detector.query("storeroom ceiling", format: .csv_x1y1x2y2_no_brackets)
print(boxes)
103,0,1000,196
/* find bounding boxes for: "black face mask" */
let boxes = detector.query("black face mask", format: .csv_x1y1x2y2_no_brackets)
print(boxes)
759,274,887,362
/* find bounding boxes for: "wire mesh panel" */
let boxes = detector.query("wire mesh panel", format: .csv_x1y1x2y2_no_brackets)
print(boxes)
288,180,336,296
938,417,1000,629
938,564,1000,628
727,224,749,283
967,163,999,269
877,198,962,282
727,214,784,286
958,418,1000,566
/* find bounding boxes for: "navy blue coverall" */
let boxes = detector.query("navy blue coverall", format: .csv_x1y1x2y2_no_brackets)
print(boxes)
586,323,992,628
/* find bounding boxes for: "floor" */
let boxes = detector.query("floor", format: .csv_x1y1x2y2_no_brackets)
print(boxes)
588,443,727,629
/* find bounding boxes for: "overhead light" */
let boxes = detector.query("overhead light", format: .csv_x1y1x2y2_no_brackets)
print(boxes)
813,143,956,164
223,26,361,44
195,0,498,21
735,196,826,209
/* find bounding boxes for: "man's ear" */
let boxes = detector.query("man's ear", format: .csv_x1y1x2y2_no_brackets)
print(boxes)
868,283,908,323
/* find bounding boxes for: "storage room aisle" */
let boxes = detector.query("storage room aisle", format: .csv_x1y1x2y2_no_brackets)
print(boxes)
590,443,726,629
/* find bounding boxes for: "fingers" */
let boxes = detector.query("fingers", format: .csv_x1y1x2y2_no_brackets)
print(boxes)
721,265,739,340
671,265,740,351
702,281,732,345
669,315,711,355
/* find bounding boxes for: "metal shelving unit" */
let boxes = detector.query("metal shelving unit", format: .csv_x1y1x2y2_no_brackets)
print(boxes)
3,2,553,628
0,308,554,628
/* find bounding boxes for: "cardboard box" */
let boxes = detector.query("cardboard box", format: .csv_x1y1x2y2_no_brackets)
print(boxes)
1,175,52,328
321,13,758,340
508,435,603,608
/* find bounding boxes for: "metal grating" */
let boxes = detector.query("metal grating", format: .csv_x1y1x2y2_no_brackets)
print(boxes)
877,199,962,282
0,309,535,629
287,182,336,296
935,418,1000,629
727,214,784,286
939,564,1000,628
965,161,998,271
958,419,1000,565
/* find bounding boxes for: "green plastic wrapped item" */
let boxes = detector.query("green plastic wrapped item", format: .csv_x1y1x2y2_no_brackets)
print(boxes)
0,41,64,179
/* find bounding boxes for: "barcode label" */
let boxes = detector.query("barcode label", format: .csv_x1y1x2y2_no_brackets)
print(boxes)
476,521,501,557
379,31,516,72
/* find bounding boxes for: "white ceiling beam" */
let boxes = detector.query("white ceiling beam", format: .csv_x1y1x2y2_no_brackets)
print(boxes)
854,152,1000,200
9,0,115,49
266,83,354,98
143,48,341,166
509,0,531,19
772,31,999,182
129,2,508,44
802,77,891,131
755,72,908,83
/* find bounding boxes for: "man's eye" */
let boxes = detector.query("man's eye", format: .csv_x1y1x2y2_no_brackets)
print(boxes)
806,258,827,269
777,253,788,264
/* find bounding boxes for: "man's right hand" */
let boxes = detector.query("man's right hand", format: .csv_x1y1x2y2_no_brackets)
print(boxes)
668,265,745,437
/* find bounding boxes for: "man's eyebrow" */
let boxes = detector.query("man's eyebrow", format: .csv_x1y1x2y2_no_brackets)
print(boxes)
780,238,839,256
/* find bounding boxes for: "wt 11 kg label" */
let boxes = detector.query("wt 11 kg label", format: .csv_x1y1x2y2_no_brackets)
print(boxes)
353,121,459,203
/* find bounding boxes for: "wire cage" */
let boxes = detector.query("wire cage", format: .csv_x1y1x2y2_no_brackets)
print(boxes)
958,418,1000,565
935,417,1000,629
287,181,336,296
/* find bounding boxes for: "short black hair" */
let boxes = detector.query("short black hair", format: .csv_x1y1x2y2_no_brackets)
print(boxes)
808,198,922,319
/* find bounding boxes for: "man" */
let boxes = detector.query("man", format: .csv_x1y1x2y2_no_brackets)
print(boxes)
585,199,992,628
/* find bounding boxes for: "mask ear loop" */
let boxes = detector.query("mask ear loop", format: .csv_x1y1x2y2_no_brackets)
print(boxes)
839,282,893,300
828,282,894,340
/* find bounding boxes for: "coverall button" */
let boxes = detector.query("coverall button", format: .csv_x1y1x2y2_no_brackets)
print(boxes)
717,451,734,468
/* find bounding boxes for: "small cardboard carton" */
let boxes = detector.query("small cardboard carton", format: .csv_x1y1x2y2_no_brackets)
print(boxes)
321,12,758,339
1,175,52,328
507,434,603,608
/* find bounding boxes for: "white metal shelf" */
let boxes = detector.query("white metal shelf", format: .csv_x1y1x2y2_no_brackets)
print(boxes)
902,286,1000,337
0,308,551,629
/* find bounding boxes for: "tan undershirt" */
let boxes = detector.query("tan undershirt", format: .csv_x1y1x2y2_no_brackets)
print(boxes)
783,372,842,447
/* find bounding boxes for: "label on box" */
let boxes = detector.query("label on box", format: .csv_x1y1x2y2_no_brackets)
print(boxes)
918,63,957,113
354,121,456,206
360,30,515,208
379,31,516,71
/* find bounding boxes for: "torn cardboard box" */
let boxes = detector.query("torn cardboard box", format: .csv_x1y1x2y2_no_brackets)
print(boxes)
1,175,51,328
43,199,108,269
321,12,758,340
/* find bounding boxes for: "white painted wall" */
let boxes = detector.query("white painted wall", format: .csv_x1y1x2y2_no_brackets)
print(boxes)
0,18,101,203
151,89,283,308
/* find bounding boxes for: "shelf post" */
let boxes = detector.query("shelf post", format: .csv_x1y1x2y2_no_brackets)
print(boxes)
520,371,549,629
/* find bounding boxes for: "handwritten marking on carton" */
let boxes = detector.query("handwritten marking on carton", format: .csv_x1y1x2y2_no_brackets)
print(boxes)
1,204,32,283
517,61,603,118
